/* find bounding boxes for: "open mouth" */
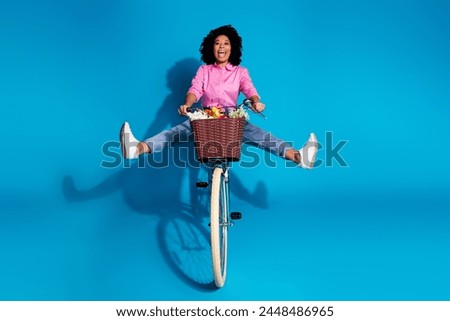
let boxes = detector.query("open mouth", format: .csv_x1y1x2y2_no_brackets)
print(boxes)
217,50,227,57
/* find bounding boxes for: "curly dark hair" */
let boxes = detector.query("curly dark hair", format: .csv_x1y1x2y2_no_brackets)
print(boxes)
199,25,243,66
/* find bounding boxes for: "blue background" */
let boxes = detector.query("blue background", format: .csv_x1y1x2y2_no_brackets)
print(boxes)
1,0,449,300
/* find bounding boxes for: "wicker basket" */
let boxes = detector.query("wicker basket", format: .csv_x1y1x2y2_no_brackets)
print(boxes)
190,117,246,162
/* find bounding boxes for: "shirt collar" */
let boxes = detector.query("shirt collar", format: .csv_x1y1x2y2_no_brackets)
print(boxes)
213,62,235,71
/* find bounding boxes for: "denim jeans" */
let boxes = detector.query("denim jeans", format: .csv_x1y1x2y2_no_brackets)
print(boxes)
143,119,293,158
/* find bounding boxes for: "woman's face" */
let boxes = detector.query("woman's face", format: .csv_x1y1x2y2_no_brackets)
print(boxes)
213,35,231,66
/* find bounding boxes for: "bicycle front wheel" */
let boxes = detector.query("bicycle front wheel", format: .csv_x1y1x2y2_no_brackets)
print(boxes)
210,166,229,288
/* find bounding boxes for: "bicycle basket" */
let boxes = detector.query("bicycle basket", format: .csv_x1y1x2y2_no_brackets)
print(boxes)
190,117,246,162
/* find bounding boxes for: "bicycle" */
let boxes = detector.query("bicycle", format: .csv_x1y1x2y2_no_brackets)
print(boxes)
186,99,265,288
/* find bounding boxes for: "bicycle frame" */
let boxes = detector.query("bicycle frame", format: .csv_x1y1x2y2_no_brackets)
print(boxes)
188,99,265,287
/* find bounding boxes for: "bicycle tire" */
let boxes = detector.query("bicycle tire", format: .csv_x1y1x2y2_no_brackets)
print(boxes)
210,166,229,287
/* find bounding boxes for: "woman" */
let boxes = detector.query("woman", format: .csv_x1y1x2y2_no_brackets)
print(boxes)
120,25,318,169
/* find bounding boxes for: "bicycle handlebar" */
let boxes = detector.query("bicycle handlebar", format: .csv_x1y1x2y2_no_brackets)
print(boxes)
186,99,267,119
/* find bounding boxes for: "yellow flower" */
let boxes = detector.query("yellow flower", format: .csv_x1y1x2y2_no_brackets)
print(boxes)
210,107,221,118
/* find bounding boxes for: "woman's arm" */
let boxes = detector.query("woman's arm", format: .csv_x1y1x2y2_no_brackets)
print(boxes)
184,92,197,106
179,65,204,115
178,92,197,115
240,68,265,112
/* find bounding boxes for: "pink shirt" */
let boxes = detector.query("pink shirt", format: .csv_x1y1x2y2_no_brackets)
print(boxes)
187,63,259,108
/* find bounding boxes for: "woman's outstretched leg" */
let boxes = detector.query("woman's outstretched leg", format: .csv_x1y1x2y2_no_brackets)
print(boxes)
119,120,191,159
242,122,318,169
284,133,318,169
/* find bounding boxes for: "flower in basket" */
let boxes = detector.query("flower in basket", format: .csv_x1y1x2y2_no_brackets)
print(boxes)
204,109,213,117
210,107,222,118
228,106,249,120
187,110,210,120
187,106,249,121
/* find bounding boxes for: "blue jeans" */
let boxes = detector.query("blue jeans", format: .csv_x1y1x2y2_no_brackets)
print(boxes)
143,120,293,158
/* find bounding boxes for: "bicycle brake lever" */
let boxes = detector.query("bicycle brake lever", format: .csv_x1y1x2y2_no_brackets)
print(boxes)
243,99,252,106
242,99,268,119
254,111,268,119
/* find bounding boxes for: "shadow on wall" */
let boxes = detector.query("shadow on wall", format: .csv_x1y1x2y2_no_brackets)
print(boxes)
61,57,269,291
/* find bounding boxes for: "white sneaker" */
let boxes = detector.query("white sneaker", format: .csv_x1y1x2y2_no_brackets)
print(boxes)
298,133,318,169
120,122,139,159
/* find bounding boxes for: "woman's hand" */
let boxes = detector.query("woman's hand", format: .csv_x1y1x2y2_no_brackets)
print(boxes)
252,101,265,113
178,104,191,116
